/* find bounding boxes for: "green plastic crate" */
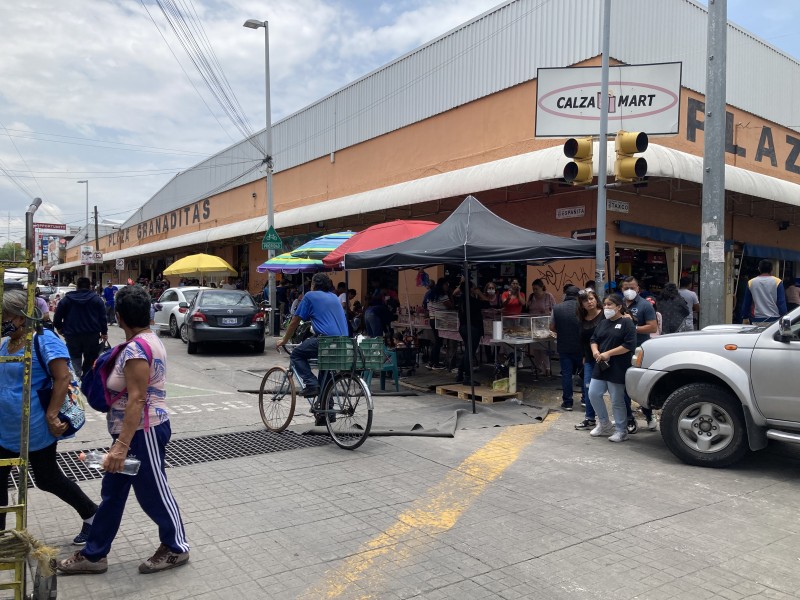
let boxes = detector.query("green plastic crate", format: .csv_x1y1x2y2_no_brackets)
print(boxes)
317,336,384,371
357,337,384,371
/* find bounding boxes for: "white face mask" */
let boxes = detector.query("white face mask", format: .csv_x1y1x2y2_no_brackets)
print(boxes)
623,289,638,301
487,289,496,296
604,308,617,319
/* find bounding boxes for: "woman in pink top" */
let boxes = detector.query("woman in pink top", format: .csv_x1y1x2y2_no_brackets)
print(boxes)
58,285,189,576
527,279,556,377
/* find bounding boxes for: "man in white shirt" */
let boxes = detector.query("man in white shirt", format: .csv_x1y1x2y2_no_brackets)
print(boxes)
678,277,699,331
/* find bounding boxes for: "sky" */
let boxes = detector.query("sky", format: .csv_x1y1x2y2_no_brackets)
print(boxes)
1,0,799,244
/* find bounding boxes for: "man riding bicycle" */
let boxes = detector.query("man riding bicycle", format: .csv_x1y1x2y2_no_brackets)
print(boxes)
276,274,348,405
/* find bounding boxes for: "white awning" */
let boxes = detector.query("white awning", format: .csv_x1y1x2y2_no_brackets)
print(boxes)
53,143,800,271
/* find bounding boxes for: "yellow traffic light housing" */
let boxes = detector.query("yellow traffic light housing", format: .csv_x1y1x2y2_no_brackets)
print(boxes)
614,131,648,182
563,137,594,186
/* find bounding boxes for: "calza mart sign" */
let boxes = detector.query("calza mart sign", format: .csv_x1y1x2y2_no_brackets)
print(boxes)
535,62,681,137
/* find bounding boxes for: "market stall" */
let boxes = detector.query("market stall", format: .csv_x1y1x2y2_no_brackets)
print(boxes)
344,195,595,412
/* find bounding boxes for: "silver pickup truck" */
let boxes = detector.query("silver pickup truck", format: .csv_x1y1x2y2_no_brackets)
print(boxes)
625,308,800,467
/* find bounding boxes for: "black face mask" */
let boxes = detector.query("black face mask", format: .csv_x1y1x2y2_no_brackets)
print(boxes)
1,320,18,337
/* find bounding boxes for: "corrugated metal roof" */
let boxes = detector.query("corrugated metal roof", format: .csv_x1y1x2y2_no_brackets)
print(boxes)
125,0,800,229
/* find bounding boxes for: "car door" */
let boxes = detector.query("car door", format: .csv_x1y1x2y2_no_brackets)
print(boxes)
750,311,800,423
155,289,180,329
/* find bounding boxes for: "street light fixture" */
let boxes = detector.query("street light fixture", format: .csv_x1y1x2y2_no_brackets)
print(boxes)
243,18,277,335
77,179,89,278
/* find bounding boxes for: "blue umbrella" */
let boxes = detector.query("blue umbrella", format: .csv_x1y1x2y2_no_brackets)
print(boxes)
289,231,355,260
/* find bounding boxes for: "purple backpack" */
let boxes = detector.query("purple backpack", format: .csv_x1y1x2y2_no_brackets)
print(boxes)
82,338,152,413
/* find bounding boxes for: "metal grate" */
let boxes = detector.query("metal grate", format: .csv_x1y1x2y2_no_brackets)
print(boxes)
9,429,331,488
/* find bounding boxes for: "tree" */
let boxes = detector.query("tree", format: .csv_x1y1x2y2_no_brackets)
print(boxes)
0,242,22,261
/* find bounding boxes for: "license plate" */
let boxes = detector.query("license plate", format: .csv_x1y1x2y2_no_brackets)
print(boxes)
221,317,238,325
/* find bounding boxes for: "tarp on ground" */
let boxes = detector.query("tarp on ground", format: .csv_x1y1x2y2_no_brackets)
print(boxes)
343,195,596,269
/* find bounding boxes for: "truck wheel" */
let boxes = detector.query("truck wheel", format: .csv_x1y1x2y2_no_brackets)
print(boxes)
660,383,748,468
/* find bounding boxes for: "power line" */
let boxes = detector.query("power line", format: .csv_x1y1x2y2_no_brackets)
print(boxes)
0,127,210,157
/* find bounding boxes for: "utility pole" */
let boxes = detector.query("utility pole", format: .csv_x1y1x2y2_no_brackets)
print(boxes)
595,0,612,300
94,205,100,286
699,0,727,327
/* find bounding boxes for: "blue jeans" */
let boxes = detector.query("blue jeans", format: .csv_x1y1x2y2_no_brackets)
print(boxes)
290,336,320,390
559,352,583,406
588,378,627,435
583,359,596,419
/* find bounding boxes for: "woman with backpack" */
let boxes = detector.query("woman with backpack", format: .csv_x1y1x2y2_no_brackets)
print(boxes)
0,290,98,544
58,285,190,576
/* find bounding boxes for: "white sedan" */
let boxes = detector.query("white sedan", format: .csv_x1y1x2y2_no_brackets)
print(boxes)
153,286,209,338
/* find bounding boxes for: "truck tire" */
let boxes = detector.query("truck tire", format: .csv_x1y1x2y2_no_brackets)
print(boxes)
660,383,748,468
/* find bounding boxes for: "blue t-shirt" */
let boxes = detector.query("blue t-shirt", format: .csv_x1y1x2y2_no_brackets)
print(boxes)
0,330,70,452
295,291,348,336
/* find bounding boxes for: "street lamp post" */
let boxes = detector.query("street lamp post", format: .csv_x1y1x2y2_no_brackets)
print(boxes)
244,18,277,336
77,179,89,278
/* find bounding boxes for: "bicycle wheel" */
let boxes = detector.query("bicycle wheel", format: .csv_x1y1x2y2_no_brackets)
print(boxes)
259,367,296,432
324,373,373,450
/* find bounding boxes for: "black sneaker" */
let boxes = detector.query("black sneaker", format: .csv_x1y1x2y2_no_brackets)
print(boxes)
302,386,320,398
626,417,639,434
574,419,596,430
560,403,574,412
73,522,92,546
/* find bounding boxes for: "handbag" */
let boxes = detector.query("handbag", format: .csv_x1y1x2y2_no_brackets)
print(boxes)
33,334,86,438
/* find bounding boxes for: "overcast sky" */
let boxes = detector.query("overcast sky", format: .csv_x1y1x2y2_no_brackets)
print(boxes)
1,0,798,243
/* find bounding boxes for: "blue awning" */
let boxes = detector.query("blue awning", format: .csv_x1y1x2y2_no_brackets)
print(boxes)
617,220,733,251
743,244,800,263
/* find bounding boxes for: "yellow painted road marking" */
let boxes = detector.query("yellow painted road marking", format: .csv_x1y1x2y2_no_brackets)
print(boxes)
300,415,559,599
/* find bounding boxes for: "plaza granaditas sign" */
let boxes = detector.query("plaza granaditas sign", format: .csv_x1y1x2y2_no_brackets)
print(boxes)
108,199,211,244
685,98,800,175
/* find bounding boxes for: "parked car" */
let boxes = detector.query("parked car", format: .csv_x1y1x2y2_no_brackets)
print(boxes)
37,284,57,301
152,286,207,338
184,289,266,354
626,308,800,468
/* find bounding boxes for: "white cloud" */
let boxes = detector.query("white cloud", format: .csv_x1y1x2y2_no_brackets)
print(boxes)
0,0,797,246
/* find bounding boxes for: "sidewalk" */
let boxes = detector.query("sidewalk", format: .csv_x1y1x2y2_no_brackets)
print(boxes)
26,381,800,599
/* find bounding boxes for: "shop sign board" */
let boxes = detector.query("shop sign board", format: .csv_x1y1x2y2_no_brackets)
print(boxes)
116,258,125,271
556,206,585,220
80,245,94,265
261,226,283,251
607,200,630,213
33,222,66,232
535,62,681,137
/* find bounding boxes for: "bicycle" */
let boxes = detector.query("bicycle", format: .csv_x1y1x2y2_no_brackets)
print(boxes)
259,337,378,450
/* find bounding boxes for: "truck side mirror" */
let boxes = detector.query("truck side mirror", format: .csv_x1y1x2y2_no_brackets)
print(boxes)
778,317,793,341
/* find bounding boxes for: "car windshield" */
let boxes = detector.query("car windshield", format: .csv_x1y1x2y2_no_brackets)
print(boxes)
198,291,252,307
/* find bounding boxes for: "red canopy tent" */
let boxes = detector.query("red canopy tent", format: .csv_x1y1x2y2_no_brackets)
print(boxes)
322,220,438,268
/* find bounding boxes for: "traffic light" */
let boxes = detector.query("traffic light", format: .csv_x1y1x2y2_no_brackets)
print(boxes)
563,137,594,186
614,131,648,182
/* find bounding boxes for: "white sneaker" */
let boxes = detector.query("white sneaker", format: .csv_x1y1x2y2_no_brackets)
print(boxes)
646,416,658,431
608,431,628,443
590,421,614,437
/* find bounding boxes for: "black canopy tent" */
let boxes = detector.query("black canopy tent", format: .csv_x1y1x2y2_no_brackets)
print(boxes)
344,195,596,413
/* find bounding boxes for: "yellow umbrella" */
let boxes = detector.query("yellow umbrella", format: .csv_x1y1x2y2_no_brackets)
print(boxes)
163,253,238,277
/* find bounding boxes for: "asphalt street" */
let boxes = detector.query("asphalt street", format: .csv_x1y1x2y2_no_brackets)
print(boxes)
19,328,800,599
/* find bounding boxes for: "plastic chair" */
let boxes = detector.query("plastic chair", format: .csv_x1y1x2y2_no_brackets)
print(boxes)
364,346,400,392
380,346,400,392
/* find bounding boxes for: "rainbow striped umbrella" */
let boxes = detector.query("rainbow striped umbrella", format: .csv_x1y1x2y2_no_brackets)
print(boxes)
256,252,324,274
289,231,355,260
